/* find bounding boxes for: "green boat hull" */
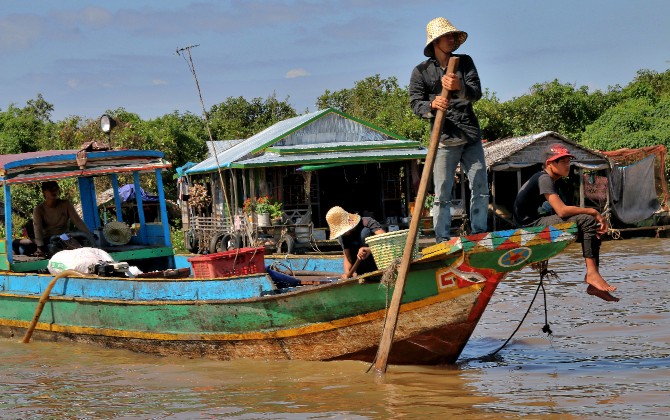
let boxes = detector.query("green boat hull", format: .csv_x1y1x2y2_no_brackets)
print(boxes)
0,223,576,365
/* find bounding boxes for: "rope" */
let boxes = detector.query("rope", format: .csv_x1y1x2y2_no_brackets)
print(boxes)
380,258,401,288
486,260,558,358
268,260,294,277
603,211,622,240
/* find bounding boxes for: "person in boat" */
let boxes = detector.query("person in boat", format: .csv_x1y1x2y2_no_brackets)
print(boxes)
409,17,489,243
32,181,96,257
326,206,385,279
513,144,619,302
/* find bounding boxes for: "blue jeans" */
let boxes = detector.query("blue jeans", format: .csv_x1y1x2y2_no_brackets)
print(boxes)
433,141,489,242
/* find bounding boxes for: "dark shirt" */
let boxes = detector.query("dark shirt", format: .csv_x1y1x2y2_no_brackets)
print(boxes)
409,54,483,144
513,171,558,226
337,217,383,275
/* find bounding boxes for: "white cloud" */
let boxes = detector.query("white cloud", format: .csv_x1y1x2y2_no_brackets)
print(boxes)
285,68,310,79
67,79,80,89
152,78,168,85
0,15,42,51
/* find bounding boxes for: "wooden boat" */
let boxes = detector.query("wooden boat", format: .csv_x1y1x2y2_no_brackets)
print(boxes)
0,148,577,365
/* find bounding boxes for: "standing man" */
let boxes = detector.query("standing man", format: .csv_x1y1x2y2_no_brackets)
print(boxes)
409,17,489,243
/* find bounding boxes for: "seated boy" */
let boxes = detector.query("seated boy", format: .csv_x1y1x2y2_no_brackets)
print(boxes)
513,144,619,302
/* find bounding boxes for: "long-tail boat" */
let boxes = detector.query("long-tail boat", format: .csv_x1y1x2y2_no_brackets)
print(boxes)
0,147,577,365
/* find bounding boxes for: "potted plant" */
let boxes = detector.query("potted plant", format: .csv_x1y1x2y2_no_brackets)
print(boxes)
254,196,282,227
424,193,435,216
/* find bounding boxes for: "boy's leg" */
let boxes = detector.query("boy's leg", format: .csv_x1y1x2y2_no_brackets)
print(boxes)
433,146,462,243
573,214,616,292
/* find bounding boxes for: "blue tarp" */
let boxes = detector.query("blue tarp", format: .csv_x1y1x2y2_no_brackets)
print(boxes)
118,184,158,203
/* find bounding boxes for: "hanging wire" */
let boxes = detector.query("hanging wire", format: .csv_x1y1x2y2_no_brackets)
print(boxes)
176,44,234,228
487,261,558,358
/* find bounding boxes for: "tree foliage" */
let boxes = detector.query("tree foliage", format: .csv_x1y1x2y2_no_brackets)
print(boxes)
0,94,54,155
317,75,427,142
208,94,297,140
2,67,669,207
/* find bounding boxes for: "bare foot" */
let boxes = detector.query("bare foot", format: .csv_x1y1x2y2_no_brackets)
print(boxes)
585,272,617,292
586,285,620,302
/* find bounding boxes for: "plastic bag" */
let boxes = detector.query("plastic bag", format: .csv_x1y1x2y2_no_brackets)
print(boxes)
48,247,115,275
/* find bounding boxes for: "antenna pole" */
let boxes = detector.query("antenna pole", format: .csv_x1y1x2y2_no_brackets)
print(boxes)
177,44,234,228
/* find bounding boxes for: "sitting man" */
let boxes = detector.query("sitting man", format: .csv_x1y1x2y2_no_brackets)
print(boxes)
32,181,96,257
326,206,385,279
513,144,619,302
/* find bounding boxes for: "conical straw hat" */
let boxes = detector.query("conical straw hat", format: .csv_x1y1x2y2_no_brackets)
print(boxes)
326,206,361,240
424,17,468,57
103,221,132,246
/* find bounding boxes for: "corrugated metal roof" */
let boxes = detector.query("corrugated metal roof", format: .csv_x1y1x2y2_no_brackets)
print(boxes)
234,147,427,168
205,139,245,158
484,131,609,170
186,108,418,175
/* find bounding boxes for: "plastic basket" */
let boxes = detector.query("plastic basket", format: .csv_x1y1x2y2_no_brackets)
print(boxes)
366,229,419,270
187,247,265,279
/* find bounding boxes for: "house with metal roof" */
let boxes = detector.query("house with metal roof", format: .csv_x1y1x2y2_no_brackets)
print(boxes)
184,108,427,230
483,131,610,230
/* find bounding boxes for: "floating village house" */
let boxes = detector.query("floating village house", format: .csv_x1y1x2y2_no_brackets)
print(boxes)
184,108,427,235
483,131,669,231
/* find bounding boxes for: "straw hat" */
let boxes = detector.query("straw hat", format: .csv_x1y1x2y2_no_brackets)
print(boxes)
424,17,468,57
326,206,361,240
103,221,132,246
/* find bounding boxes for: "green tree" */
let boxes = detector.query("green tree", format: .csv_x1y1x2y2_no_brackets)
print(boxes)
500,80,617,141
582,97,670,150
0,95,55,155
317,75,427,142
208,94,297,140
619,69,670,102
473,89,514,141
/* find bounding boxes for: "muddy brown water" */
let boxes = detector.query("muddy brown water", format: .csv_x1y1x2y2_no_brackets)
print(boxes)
1,238,668,418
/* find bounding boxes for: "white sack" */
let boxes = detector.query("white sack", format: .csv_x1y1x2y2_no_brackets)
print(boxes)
48,247,115,275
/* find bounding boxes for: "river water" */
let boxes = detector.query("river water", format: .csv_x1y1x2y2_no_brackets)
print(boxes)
1,237,668,419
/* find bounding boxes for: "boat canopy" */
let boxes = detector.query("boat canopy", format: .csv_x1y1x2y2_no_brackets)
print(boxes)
0,149,171,185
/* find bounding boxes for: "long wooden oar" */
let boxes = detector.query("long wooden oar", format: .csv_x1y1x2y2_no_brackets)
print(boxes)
346,258,362,278
22,269,84,343
373,56,460,374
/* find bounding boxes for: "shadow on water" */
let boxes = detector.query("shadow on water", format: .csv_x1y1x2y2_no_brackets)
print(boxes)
1,238,669,418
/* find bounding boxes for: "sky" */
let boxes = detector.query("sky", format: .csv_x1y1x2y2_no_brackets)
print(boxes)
1,0,669,123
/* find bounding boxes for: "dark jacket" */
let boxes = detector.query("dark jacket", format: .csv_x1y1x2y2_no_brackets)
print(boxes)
409,54,482,144
337,217,383,275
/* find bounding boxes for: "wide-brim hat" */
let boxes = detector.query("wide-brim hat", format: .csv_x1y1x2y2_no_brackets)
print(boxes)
326,206,361,240
103,221,132,246
543,143,576,165
424,17,468,57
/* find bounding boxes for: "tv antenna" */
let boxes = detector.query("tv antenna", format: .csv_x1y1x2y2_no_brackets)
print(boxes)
176,44,233,227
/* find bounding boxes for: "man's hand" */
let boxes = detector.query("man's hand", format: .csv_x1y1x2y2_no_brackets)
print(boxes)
33,247,47,258
357,246,372,261
594,212,608,236
441,73,460,91
431,74,460,111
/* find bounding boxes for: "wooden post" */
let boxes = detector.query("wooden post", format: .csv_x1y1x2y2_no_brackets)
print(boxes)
492,170,497,231
579,167,585,208
373,57,459,374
